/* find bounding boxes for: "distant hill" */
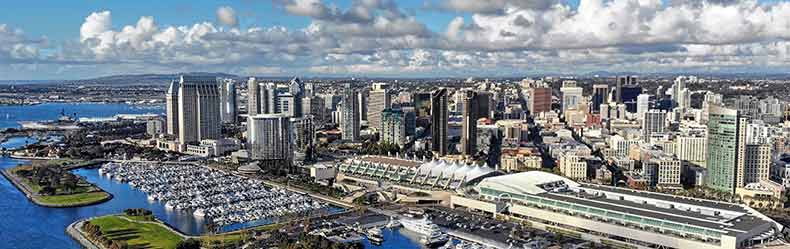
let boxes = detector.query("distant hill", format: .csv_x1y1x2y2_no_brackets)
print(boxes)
61,72,241,86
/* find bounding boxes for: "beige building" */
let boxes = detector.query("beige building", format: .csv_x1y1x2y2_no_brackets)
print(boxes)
559,155,587,180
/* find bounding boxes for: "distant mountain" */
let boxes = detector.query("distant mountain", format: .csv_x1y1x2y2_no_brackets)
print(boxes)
62,72,241,86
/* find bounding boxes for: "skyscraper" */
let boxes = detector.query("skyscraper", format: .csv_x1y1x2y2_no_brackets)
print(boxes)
636,94,652,119
369,83,391,132
248,114,293,173
460,90,478,156
560,83,583,113
591,84,609,114
744,144,771,185
218,78,237,124
706,104,747,193
615,76,636,104
341,83,360,142
431,88,448,156
177,75,221,146
474,91,492,119
380,108,406,146
165,80,179,136
642,109,667,141
247,77,261,116
528,87,551,115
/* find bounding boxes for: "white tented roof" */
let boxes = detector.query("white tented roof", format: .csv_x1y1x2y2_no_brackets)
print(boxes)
477,171,580,195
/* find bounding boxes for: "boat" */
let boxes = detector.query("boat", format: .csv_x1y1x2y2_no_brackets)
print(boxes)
385,217,401,228
193,209,206,217
400,217,441,236
420,230,449,247
366,226,384,244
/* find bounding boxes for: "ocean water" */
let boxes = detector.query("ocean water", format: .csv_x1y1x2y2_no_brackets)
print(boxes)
0,103,422,249
0,102,164,130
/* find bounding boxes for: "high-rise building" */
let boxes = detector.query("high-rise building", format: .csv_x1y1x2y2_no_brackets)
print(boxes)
177,75,221,146
341,84,360,142
291,116,315,153
248,114,293,172
560,84,583,112
277,93,296,117
247,77,261,116
615,75,637,104
302,95,325,124
401,106,417,136
369,83,391,132
165,80,180,136
474,91,492,119
676,134,707,166
460,90,478,156
358,90,368,125
706,105,747,193
636,94,651,119
744,144,771,185
412,92,432,118
591,84,609,114
218,78,237,124
528,87,552,115
263,83,279,114
431,88,449,156
380,108,406,146
642,109,667,141
621,85,643,113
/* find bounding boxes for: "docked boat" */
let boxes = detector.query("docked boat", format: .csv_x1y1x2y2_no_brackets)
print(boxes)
366,226,384,244
401,217,449,246
193,209,206,217
385,217,401,228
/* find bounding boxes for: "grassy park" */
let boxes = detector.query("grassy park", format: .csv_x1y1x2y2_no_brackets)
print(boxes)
86,215,184,249
8,164,111,207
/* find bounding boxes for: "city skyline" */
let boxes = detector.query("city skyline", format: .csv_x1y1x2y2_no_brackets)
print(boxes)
2,0,790,80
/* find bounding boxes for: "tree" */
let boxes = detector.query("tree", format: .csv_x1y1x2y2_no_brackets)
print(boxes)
176,238,201,249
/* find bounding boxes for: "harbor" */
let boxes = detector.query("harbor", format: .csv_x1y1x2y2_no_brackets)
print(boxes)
99,162,336,229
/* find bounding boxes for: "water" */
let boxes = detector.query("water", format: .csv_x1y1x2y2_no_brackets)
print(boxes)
0,103,421,249
0,102,163,130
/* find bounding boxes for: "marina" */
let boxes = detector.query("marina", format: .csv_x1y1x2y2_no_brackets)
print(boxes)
100,162,334,228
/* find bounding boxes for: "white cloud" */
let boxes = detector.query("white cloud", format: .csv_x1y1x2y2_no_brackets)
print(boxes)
216,6,239,27
5,0,790,79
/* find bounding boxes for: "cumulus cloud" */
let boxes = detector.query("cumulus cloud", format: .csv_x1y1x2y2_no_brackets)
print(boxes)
216,6,239,27
4,0,790,79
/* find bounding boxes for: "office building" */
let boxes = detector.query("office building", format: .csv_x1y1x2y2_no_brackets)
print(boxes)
528,87,552,115
431,89,449,156
460,90,478,156
218,78,237,123
165,80,179,136
642,110,667,141
706,105,747,194
277,93,296,117
413,92,432,118
560,84,583,113
341,83,360,142
380,108,406,146
636,93,651,119
591,84,608,114
744,144,771,185
677,134,707,166
292,116,315,153
369,83,391,132
177,75,221,146
248,114,293,172
302,95,325,124
615,75,637,104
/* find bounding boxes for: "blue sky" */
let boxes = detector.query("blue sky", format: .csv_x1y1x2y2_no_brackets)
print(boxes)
0,0,789,80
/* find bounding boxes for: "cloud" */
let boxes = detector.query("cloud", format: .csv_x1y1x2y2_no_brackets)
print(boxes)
216,6,239,27
5,0,790,79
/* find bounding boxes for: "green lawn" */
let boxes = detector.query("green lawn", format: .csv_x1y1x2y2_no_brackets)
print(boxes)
90,215,184,249
35,191,110,206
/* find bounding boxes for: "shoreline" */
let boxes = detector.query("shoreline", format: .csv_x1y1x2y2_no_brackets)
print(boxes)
0,167,113,208
67,214,192,249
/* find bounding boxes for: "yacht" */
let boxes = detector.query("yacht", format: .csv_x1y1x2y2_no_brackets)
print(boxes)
366,226,384,244
401,217,449,246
